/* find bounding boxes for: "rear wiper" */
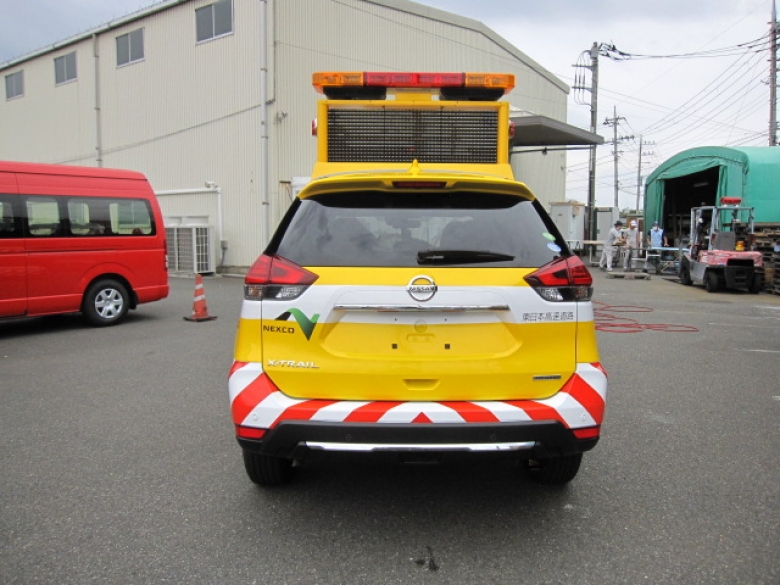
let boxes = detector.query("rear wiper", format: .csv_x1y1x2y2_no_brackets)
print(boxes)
417,249,515,265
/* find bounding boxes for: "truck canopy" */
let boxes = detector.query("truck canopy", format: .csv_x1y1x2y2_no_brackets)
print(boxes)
644,146,780,246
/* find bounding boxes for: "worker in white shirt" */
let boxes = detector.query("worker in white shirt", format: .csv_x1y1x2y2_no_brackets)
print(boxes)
623,220,641,271
602,220,625,272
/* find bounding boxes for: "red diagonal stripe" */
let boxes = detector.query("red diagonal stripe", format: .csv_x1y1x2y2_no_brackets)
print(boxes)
565,374,606,424
229,361,248,378
274,400,339,426
439,402,500,423
505,400,566,426
344,401,404,423
231,373,278,425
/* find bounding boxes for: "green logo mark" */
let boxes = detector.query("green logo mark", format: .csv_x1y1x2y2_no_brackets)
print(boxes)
276,309,319,340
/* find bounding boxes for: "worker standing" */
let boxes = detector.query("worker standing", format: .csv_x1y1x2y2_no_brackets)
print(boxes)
647,220,668,248
603,220,624,272
623,220,640,271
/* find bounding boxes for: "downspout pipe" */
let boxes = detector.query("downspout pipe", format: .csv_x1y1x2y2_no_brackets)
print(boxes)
93,34,103,167
260,0,271,249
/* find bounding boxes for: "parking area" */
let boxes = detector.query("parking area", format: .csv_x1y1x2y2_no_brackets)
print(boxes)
2,273,779,584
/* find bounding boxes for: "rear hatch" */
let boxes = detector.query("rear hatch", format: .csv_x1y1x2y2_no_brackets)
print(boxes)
241,180,587,403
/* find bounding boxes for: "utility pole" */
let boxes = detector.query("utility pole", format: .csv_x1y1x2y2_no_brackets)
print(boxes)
573,42,601,239
770,1,778,146
636,136,643,213
635,136,654,213
603,106,631,209
587,43,600,238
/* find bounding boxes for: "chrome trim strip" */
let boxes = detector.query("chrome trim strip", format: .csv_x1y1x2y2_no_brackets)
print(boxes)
304,441,536,453
332,304,509,312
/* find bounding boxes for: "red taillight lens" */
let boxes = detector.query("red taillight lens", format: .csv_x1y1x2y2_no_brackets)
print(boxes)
573,426,600,440
235,425,266,440
244,255,318,301
524,256,593,302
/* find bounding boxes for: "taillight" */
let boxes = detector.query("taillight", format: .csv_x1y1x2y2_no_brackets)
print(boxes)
524,256,593,302
244,255,318,301
235,425,266,439
573,426,600,440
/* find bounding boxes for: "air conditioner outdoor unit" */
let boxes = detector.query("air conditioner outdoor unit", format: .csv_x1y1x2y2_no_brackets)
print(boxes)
166,226,214,274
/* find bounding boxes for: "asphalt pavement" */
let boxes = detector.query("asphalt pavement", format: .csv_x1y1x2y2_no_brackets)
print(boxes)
1,270,779,584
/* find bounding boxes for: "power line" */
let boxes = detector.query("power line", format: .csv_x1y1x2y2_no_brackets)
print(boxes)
599,34,771,61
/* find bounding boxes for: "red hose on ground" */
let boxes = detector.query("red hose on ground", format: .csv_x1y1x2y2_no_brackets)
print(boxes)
592,301,699,334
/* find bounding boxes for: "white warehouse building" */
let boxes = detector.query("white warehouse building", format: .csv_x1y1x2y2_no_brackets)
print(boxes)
0,0,599,274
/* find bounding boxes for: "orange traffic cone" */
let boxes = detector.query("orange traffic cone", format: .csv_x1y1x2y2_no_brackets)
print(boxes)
184,274,217,322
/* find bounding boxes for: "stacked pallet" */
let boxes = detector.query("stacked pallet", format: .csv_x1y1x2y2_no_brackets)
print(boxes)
754,227,780,294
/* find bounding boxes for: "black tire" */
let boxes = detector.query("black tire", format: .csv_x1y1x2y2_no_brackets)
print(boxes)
82,279,129,326
679,260,692,286
525,453,582,485
242,450,293,486
749,274,762,294
705,271,719,293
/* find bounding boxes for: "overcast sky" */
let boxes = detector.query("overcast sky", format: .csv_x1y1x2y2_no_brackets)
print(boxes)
1,0,776,207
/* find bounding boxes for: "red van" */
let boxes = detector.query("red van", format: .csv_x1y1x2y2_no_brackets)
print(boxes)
0,161,169,326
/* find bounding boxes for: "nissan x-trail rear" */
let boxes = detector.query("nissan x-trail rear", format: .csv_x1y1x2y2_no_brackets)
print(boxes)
228,72,607,486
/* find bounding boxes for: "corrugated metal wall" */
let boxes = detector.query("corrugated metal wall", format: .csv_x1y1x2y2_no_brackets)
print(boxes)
0,0,569,271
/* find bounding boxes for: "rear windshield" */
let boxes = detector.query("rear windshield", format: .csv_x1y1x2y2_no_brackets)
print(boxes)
272,191,568,268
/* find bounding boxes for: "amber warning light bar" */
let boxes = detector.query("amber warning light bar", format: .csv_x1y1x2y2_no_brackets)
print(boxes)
312,72,515,101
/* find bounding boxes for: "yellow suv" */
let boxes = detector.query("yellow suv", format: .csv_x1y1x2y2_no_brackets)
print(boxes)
228,73,607,486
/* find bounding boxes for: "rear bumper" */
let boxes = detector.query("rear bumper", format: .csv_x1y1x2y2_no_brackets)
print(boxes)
237,419,599,460
229,361,607,460
135,283,169,303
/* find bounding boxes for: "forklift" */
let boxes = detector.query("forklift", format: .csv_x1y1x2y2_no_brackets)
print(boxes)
679,198,763,293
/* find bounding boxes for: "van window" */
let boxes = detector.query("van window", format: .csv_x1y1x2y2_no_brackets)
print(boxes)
27,197,62,237
0,196,22,238
117,200,153,235
24,195,155,237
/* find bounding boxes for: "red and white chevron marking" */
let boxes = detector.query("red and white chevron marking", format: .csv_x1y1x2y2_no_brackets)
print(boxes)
229,362,607,432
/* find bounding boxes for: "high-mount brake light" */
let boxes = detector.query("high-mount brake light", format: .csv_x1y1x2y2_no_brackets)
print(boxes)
312,71,515,100
524,256,593,302
392,181,447,189
720,197,742,205
244,254,318,301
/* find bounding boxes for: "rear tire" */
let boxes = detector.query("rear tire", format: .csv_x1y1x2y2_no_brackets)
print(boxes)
679,260,692,286
705,271,719,293
82,279,129,326
242,450,293,486
749,274,762,294
525,453,582,485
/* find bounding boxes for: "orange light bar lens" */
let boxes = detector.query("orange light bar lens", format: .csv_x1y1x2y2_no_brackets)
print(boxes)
464,73,515,91
312,72,364,93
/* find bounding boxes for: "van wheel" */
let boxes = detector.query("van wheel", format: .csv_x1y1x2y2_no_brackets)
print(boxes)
705,271,720,293
83,279,129,326
242,450,293,486
525,453,582,485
